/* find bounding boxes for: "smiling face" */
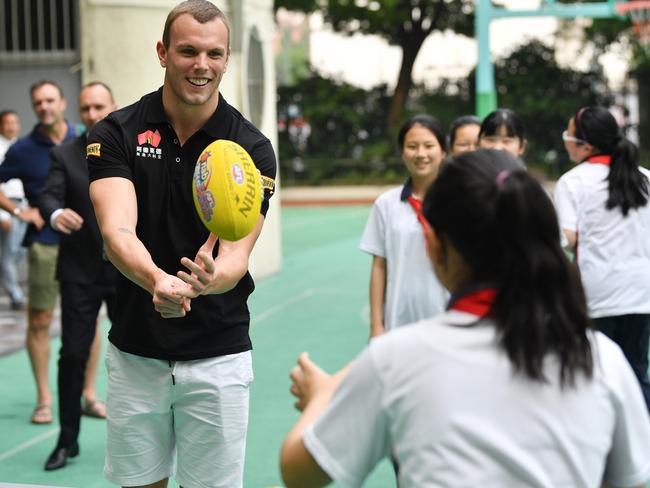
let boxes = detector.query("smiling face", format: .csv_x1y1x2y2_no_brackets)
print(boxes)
31,83,66,128
402,124,446,182
79,84,116,131
451,123,480,155
157,13,230,110
479,125,526,158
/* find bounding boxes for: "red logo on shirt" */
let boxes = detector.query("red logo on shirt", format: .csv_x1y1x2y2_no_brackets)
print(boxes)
136,129,163,159
137,130,161,147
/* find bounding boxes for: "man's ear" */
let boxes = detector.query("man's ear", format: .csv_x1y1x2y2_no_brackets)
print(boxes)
156,41,167,68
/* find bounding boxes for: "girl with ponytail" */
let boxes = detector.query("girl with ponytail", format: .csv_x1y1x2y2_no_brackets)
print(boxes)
555,106,650,411
281,150,650,488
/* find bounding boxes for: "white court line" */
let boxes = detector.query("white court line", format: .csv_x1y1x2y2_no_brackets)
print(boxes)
251,288,315,325
0,428,58,462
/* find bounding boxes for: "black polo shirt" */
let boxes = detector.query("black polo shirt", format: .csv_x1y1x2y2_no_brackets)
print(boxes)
87,88,277,360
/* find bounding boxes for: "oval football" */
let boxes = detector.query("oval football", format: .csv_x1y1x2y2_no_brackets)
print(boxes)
192,139,262,241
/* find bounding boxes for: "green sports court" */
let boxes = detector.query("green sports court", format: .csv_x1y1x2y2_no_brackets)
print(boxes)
1,203,649,487
0,204,397,487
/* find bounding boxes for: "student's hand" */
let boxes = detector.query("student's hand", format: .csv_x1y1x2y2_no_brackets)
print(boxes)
289,352,353,412
54,208,84,234
18,207,45,230
177,233,218,297
152,273,193,319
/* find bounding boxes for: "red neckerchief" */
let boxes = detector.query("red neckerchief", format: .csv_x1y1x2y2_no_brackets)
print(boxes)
449,287,498,318
406,196,430,236
584,155,611,166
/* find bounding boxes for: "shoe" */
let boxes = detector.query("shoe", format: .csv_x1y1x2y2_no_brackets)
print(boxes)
44,442,79,471
31,404,53,424
81,397,106,419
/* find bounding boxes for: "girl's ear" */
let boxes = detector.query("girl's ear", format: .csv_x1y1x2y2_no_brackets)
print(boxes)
518,138,528,157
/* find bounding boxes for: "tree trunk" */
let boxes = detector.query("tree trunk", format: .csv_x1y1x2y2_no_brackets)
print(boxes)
386,36,425,131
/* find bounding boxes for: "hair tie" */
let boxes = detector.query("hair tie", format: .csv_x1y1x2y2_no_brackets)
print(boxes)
495,170,510,188
575,107,588,141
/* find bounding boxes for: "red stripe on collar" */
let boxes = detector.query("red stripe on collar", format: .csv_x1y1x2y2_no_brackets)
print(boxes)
449,288,498,317
584,155,611,165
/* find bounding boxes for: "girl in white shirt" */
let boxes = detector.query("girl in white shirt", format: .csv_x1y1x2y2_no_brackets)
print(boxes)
478,108,527,159
554,105,650,411
281,149,650,488
359,115,448,337
448,114,480,156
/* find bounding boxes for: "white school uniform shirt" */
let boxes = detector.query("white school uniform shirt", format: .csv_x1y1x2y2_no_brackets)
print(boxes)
303,310,650,488
359,181,448,330
554,160,650,318
0,135,25,222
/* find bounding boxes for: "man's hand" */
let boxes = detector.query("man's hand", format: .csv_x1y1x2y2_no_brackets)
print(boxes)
18,207,45,230
152,273,193,319
177,233,218,297
54,208,84,234
0,218,11,233
289,352,353,412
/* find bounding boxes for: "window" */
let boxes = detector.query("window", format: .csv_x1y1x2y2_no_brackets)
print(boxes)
0,0,79,65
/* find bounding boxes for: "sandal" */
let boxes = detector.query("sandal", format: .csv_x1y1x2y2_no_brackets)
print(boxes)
81,398,106,419
31,404,53,424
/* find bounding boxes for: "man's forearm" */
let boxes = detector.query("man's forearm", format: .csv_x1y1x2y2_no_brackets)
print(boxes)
103,226,165,295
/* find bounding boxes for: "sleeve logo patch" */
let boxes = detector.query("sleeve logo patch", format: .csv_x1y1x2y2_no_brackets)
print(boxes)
260,175,275,195
86,143,101,157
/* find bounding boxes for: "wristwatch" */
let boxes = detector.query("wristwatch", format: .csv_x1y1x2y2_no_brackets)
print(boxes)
12,207,20,216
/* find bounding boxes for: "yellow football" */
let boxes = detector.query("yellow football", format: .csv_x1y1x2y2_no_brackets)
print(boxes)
192,140,262,241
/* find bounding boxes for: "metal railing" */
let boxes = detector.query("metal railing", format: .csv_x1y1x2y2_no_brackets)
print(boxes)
0,0,79,65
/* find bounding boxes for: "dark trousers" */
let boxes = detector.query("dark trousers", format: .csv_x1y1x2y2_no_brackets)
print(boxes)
57,279,116,447
593,314,650,412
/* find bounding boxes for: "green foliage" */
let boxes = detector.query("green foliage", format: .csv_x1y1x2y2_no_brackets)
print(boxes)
277,40,613,185
495,40,611,172
275,0,475,128
275,0,474,43
277,71,391,161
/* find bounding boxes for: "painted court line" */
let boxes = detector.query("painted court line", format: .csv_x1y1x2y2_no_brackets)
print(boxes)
0,428,58,462
251,288,316,325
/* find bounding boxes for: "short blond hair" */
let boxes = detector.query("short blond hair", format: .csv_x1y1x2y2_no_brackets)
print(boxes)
162,0,230,49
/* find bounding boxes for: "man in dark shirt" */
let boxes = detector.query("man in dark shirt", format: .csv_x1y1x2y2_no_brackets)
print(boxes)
0,80,76,425
87,2,276,487
40,81,118,471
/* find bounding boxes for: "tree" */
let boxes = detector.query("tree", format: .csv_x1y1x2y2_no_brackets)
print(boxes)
274,0,474,130
583,13,650,158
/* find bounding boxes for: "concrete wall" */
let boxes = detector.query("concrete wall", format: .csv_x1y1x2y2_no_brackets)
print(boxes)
79,0,282,279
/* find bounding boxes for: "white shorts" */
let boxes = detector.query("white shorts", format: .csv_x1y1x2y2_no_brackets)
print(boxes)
104,343,253,488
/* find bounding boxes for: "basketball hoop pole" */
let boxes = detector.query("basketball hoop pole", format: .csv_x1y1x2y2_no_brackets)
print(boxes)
476,0,622,117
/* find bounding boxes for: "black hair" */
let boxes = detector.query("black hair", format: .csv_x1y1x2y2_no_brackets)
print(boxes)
0,110,18,123
479,108,525,141
423,149,593,386
574,106,648,216
448,114,481,147
29,80,64,99
397,114,447,153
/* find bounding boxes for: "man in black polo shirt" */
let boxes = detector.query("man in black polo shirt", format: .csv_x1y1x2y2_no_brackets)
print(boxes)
87,1,276,487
